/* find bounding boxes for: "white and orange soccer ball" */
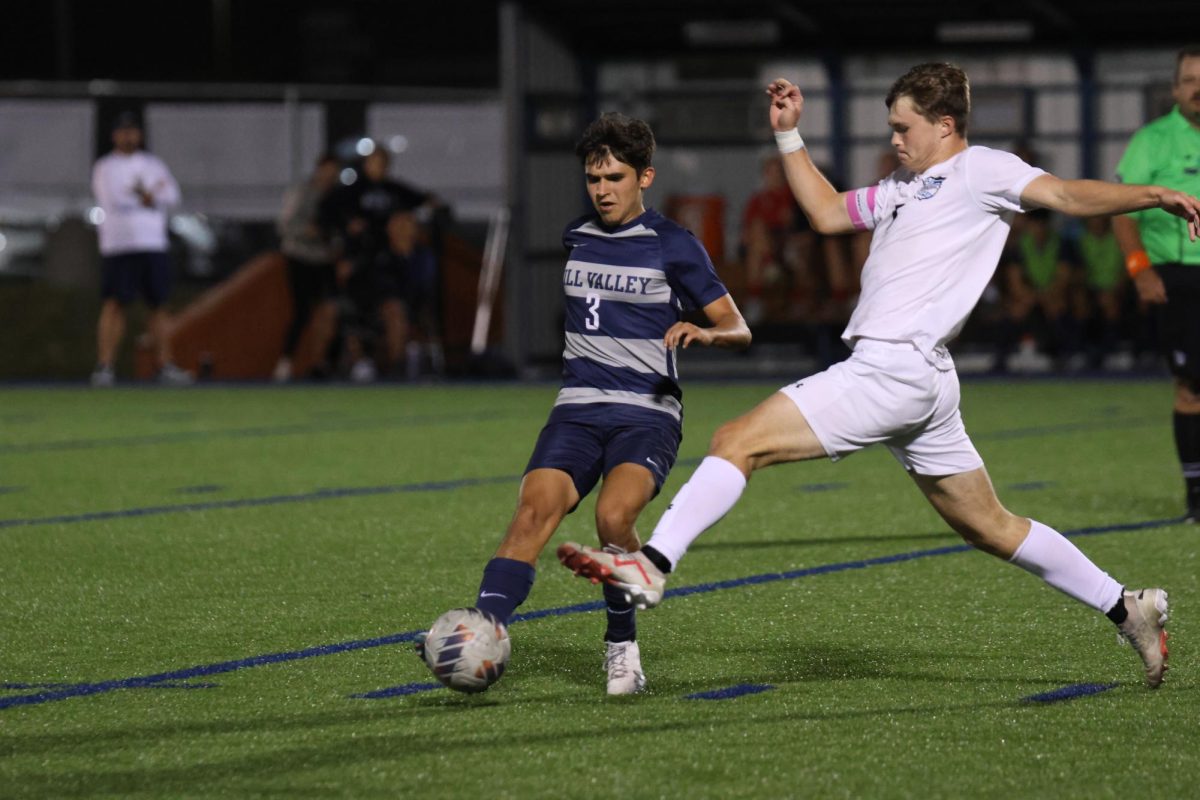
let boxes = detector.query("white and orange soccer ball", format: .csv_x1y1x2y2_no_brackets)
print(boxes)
422,608,511,693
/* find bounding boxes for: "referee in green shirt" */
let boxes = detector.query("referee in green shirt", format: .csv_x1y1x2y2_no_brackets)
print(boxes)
1114,45,1200,521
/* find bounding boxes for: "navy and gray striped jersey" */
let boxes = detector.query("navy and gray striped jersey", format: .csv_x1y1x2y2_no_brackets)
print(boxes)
555,208,729,422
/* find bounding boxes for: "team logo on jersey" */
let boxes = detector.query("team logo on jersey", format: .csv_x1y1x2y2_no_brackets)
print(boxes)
915,176,946,200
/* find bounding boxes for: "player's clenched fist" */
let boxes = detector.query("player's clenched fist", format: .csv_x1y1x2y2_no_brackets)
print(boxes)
767,78,804,131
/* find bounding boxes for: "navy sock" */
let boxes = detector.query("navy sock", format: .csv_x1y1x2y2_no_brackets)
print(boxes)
474,557,535,624
1174,412,1200,514
603,582,637,643
1106,595,1128,626
640,545,672,574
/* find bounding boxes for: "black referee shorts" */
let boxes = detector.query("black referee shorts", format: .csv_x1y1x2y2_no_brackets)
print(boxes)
1156,263,1200,391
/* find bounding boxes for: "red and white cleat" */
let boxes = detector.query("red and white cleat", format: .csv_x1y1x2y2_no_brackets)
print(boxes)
557,542,666,609
1118,588,1169,689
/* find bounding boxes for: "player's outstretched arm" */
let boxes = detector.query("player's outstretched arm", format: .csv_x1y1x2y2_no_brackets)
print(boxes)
767,78,855,235
1022,174,1200,241
664,294,751,350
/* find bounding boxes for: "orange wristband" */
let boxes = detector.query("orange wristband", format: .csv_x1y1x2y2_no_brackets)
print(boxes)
1126,250,1152,277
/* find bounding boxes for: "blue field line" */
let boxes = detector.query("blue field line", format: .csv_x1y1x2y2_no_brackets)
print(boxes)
1021,682,1118,703
0,631,424,710
685,684,776,700
0,476,522,529
350,682,444,699
0,461,837,530
0,464,1151,534
665,542,976,600
0,411,519,455
0,413,1154,456
0,514,1184,712
0,413,1166,531
2,681,217,691
509,599,608,622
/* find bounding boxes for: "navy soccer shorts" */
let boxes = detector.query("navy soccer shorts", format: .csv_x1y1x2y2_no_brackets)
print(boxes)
525,402,682,506
101,251,172,307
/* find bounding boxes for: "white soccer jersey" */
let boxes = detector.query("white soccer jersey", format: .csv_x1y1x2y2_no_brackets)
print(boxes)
843,146,1044,366
92,150,181,256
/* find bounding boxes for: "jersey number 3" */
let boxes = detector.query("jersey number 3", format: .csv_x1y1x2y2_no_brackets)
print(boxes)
585,292,601,330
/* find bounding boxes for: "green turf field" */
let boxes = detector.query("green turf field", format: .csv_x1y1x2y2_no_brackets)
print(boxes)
0,379,1194,798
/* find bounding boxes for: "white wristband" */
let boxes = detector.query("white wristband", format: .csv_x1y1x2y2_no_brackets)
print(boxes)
774,128,805,154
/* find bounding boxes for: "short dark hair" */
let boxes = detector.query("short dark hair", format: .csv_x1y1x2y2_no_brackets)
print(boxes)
112,111,141,131
575,112,655,174
885,63,971,137
1175,45,1200,85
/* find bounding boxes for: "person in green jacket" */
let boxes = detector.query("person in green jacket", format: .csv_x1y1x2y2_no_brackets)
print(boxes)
1114,45,1200,521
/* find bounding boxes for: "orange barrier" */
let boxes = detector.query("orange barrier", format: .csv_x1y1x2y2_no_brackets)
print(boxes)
135,253,300,379
664,194,726,266
662,194,750,303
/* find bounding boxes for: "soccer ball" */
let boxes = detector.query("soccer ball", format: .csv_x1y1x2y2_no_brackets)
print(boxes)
422,607,511,693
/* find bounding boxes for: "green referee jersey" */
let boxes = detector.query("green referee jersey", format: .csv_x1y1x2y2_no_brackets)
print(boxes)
1116,105,1200,266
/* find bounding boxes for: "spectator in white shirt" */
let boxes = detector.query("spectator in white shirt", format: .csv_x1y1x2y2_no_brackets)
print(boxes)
91,112,190,386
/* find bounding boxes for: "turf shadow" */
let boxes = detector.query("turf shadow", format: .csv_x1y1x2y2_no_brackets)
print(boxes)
497,638,606,690
0,701,507,761
642,640,1089,695
3,689,1161,797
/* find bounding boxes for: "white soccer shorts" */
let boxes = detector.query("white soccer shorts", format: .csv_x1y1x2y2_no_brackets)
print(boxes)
778,338,983,476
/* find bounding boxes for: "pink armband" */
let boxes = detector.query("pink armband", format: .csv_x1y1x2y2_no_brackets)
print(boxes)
845,186,878,231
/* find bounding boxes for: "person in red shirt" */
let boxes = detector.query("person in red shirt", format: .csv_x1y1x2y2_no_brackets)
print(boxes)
739,155,796,323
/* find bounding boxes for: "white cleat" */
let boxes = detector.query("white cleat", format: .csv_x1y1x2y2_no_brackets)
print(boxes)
90,365,115,388
1117,588,1169,689
272,357,292,383
604,640,646,695
557,542,666,609
158,362,195,386
350,358,377,383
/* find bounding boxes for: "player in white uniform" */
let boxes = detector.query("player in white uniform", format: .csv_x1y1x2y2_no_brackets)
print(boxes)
559,63,1200,688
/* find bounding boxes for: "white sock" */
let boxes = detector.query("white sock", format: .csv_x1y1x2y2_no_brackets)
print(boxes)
645,456,747,569
1008,519,1123,613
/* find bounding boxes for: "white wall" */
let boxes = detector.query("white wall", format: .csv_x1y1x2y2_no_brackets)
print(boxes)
0,100,94,220
367,101,505,221
0,48,1184,231
1095,49,1178,179
147,102,325,221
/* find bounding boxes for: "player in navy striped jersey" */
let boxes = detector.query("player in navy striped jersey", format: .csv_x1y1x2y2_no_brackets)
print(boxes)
439,113,750,694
